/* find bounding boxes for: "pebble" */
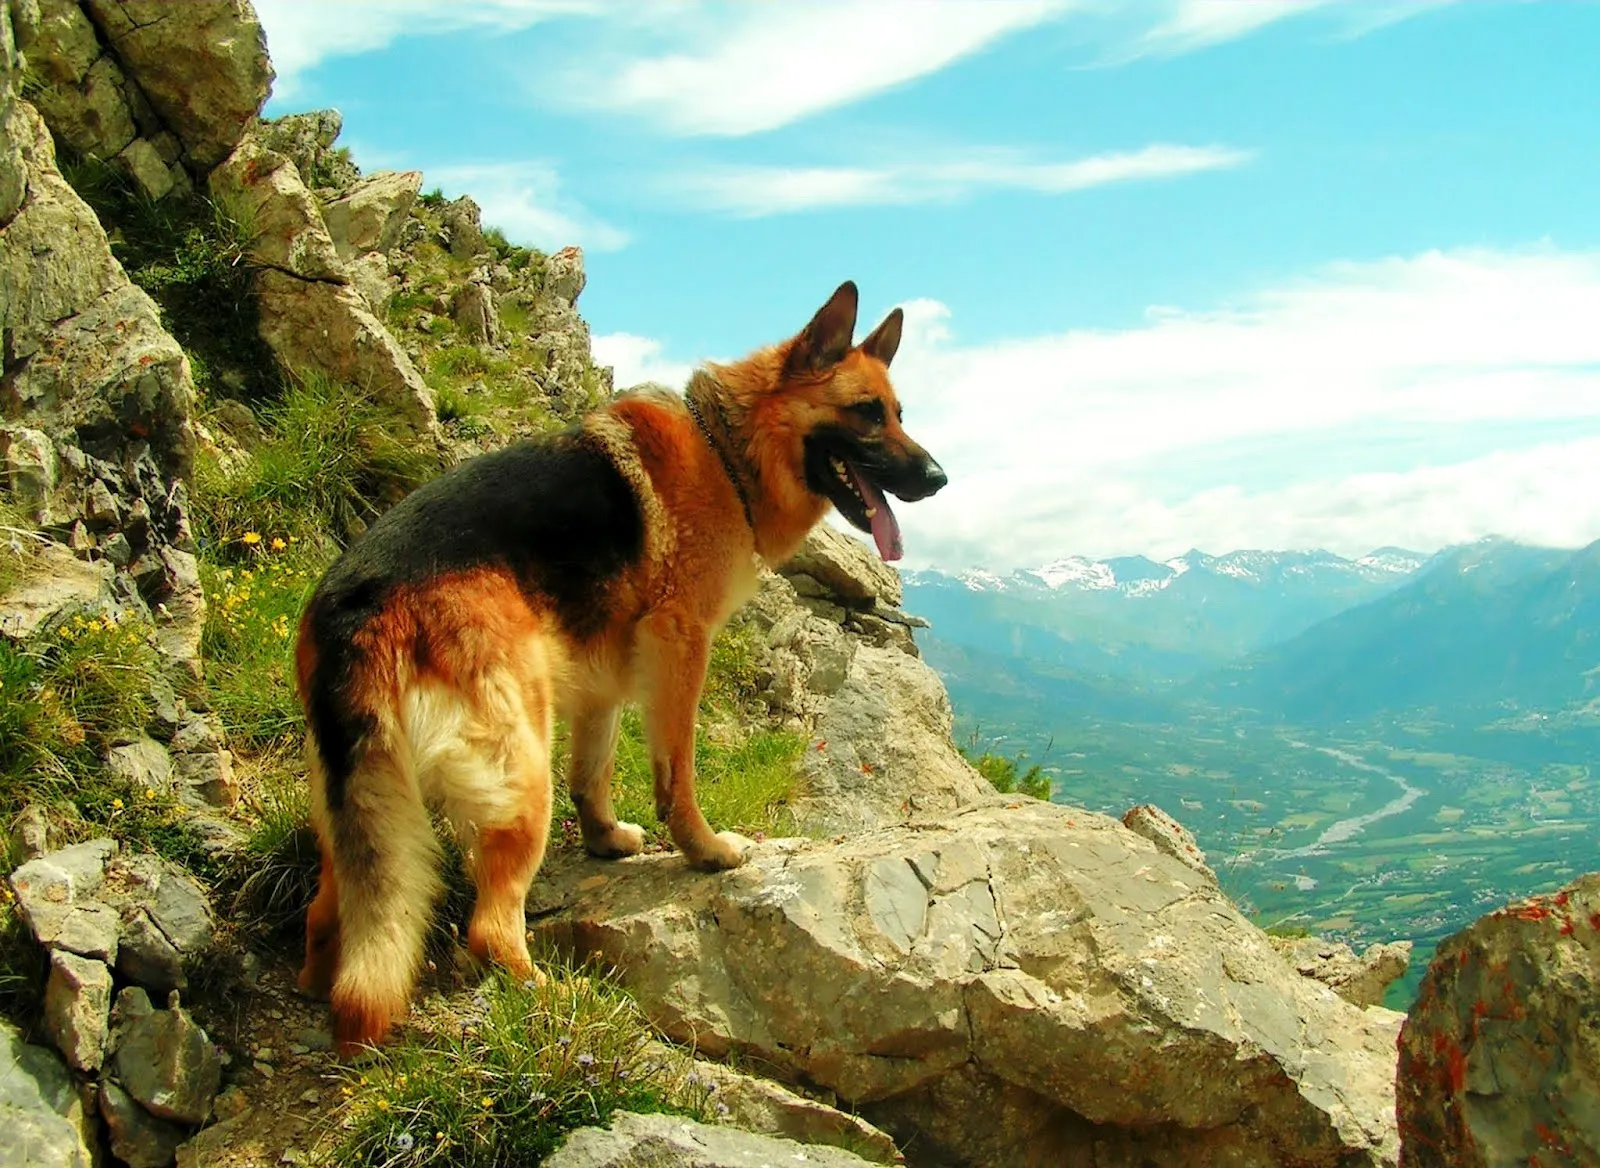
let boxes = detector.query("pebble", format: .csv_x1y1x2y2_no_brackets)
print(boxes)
299,1089,320,1104
253,1061,276,1078
294,1028,332,1052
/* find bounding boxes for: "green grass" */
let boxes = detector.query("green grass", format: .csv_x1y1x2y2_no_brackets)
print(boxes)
326,970,702,1167
194,373,439,551
0,613,215,876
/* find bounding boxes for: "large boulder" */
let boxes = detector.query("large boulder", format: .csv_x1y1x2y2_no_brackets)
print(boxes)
532,800,1401,1167
1397,874,1600,1168
1272,934,1412,1009
82,0,271,171
321,169,422,258
0,1020,96,1168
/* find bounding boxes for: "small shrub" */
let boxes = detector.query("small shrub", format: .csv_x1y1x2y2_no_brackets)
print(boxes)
328,970,693,1167
482,225,511,256
58,157,274,401
418,187,447,209
967,751,1052,801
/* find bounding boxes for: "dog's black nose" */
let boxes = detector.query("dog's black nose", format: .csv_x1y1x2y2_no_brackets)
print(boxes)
922,457,948,495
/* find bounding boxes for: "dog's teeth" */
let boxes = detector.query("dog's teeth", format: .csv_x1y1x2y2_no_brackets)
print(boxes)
865,506,877,518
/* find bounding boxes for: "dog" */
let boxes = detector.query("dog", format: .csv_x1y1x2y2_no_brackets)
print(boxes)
293,280,947,1052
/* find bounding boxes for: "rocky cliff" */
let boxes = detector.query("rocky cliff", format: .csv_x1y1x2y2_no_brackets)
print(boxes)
2,3,1594,1166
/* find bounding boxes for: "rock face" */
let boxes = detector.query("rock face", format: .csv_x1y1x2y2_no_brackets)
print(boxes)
533,800,1402,1167
1,5,207,674
209,132,442,445
730,529,990,837
545,1111,880,1168
0,1020,96,1168
1396,875,1600,1168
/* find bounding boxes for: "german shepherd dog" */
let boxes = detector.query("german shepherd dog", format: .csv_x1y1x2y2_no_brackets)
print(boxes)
294,281,946,1051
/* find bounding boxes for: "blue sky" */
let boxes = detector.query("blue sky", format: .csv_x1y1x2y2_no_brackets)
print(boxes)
253,1,1600,569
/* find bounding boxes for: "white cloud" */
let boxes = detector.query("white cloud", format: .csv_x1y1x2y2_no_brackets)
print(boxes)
674,144,1252,216
1132,0,1454,59
425,162,628,252
253,0,601,98
871,248,1600,568
591,333,698,392
577,0,1072,136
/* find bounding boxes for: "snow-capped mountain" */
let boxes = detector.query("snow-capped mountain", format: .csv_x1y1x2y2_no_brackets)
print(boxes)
911,547,1426,599
902,547,1431,684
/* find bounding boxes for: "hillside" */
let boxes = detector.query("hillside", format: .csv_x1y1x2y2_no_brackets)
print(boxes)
1207,538,1599,722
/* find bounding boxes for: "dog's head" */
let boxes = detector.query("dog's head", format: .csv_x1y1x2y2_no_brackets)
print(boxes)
751,281,947,562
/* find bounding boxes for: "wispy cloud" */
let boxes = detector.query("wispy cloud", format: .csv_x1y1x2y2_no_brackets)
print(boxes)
571,0,1072,136
426,162,628,252
1132,0,1456,59
253,0,601,99
590,332,699,391
844,247,1600,566
673,144,1253,216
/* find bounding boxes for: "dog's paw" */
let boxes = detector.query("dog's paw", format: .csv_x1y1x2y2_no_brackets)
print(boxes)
690,831,752,872
586,820,647,859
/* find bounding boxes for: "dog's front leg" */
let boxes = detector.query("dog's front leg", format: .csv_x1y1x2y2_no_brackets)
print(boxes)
638,617,748,871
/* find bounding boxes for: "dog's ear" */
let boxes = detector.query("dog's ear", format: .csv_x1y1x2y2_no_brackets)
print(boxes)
785,281,859,377
859,307,903,367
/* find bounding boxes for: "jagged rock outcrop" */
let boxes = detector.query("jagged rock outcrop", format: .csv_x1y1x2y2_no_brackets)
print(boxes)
546,1112,881,1167
1271,934,1412,1009
532,799,1402,1167
208,133,441,444
731,529,990,836
16,0,270,198
1396,875,1600,1168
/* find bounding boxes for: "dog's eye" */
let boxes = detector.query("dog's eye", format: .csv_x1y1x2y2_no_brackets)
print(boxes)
849,399,887,426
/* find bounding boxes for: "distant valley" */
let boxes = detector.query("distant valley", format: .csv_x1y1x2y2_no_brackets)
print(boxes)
906,538,1600,1006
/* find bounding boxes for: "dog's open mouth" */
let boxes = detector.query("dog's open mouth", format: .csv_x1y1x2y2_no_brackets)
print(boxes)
825,453,903,562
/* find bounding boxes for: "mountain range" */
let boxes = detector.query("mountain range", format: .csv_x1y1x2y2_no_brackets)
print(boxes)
908,538,1600,723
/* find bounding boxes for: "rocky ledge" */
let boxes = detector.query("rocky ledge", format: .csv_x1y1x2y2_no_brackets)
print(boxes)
531,798,1402,1167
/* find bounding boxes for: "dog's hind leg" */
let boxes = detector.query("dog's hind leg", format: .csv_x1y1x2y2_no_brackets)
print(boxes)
325,738,442,1055
568,702,646,859
434,652,555,980
298,837,339,1000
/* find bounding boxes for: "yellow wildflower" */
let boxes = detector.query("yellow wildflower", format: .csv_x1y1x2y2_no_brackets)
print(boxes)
241,531,261,545
480,1097,493,1109
111,798,124,810
376,1099,391,1112
271,537,287,551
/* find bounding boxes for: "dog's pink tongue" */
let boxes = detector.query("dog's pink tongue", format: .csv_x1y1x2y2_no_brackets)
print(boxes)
848,463,903,561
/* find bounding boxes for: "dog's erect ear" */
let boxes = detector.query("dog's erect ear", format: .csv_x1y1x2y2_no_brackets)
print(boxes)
859,307,903,367
785,281,859,377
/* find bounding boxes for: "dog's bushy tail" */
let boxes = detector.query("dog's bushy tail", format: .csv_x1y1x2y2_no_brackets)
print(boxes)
298,598,441,1053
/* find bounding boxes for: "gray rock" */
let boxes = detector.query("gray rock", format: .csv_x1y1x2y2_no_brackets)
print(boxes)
209,139,345,281
115,996,222,1125
43,949,112,1071
8,803,52,862
441,195,486,259
254,109,357,189
115,135,174,200
452,279,500,346
15,0,100,87
172,749,237,808
46,901,119,964
174,1112,253,1168
0,426,57,516
112,853,214,995
99,1081,186,1168
1397,874,1600,1168
169,717,220,755
8,838,116,943
321,169,422,257
1271,935,1412,1009
543,244,586,303
1122,803,1216,883
84,0,272,171
0,1020,95,1168
781,525,902,607
545,1112,879,1167
29,52,137,161
106,736,175,795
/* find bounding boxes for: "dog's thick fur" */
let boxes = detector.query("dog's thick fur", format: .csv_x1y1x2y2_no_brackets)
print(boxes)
294,282,946,1052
